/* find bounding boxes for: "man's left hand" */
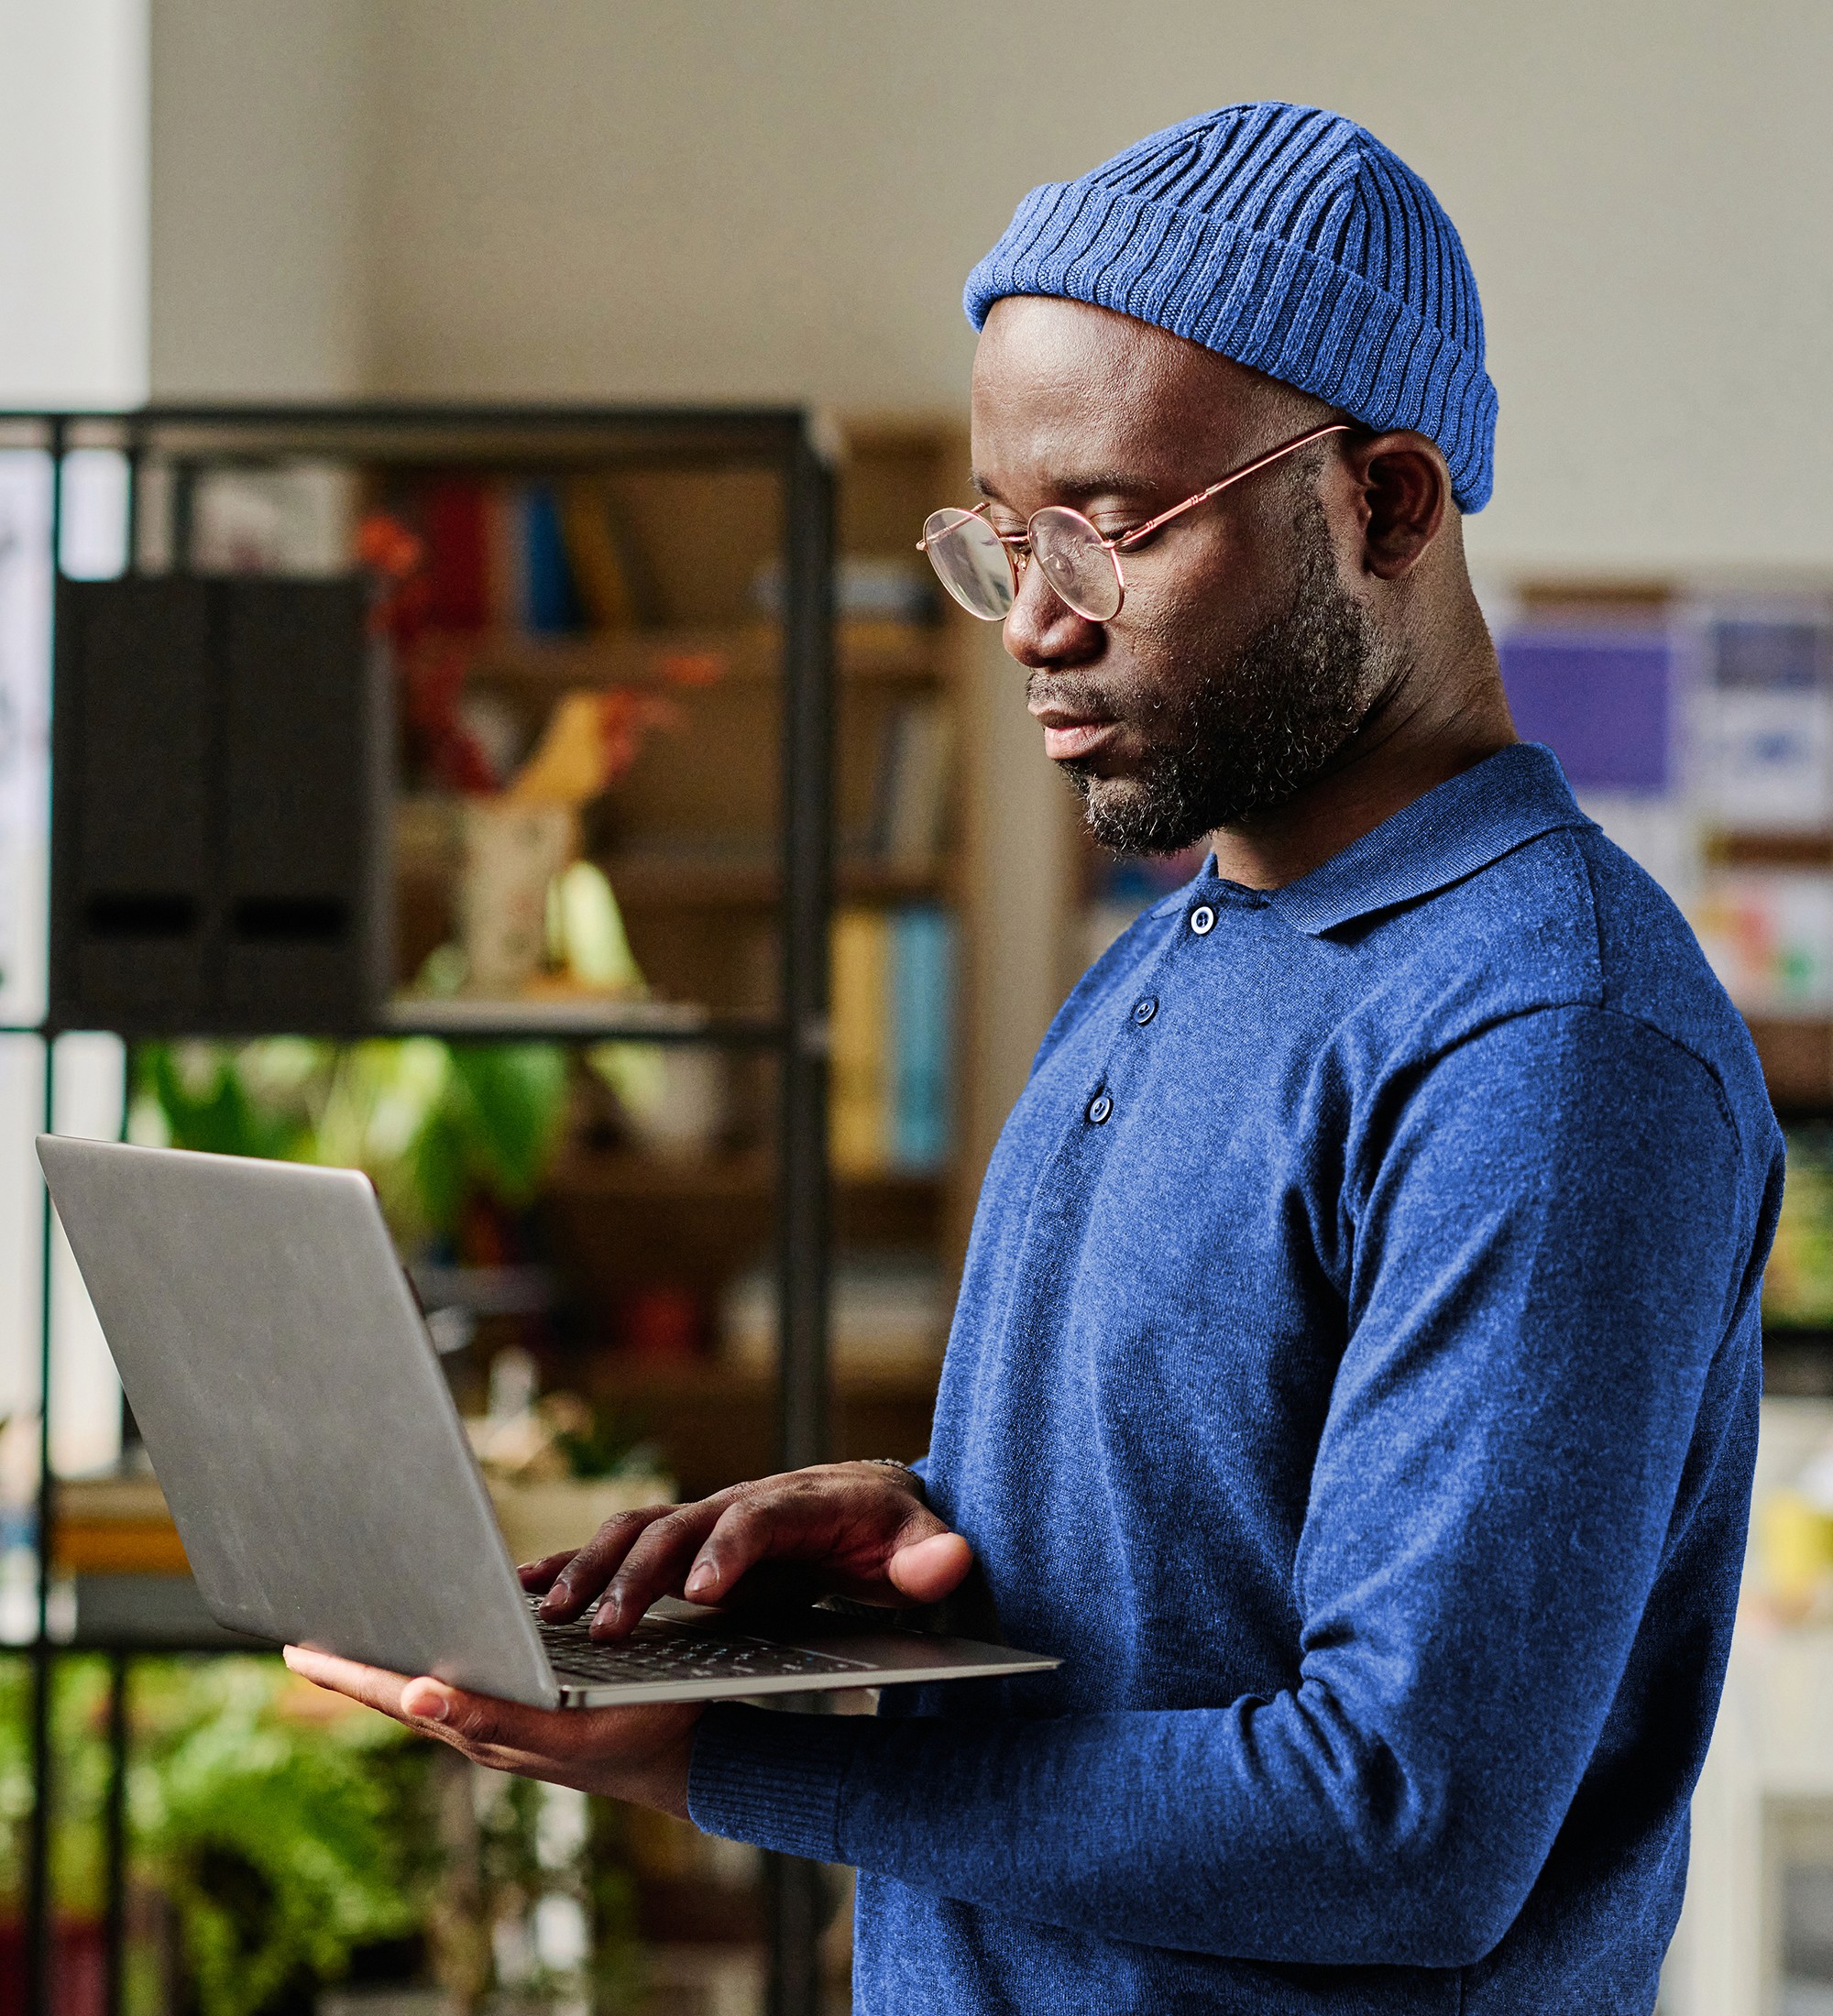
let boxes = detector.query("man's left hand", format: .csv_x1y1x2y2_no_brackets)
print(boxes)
282,1645,700,1818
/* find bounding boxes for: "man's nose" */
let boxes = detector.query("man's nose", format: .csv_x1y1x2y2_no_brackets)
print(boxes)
1001,553,1103,670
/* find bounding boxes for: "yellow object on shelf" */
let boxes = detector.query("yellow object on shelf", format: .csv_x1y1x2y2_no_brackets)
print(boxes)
507,690,613,807
1754,1487,1833,1620
49,1468,679,1585
830,907,891,1173
546,858,645,992
52,1474,190,1576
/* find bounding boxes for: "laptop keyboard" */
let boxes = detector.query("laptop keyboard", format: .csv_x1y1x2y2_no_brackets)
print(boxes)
530,1596,873,1686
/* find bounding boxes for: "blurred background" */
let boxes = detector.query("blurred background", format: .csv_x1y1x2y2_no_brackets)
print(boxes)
1,3,1830,2012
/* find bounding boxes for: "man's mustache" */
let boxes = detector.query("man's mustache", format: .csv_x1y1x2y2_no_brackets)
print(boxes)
1025,671,1124,722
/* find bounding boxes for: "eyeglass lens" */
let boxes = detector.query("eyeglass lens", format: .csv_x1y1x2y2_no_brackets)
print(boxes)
921,509,1015,619
1029,507,1124,622
921,505,1125,623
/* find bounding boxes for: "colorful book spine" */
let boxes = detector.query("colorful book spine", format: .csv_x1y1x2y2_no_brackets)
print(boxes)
829,907,891,1173
560,477,639,629
521,484,584,634
891,906,954,1170
422,479,491,630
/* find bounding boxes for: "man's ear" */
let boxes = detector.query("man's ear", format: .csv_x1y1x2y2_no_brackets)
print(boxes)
1345,432,1448,581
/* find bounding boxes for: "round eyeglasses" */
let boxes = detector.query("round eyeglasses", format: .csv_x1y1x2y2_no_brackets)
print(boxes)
917,422,1353,624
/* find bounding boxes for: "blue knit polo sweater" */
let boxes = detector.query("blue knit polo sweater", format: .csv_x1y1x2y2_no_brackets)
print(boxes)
690,744,1783,2013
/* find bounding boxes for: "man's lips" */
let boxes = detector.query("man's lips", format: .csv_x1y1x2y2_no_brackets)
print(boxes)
1032,710,1122,762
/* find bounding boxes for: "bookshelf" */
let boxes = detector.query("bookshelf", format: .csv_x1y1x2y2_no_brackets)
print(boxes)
0,405,1068,2016
2,404,841,2016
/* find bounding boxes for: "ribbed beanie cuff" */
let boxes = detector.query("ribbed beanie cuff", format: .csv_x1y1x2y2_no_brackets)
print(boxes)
964,105,1498,512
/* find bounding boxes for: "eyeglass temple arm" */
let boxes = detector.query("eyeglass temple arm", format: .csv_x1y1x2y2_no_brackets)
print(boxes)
1113,422,1356,552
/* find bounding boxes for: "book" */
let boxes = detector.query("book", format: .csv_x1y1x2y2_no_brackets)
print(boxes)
561,477,661,629
484,478,527,629
891,906,954,1170
421,478,491,629
521,484,584,633
829,907,891,1172
877,699,953,871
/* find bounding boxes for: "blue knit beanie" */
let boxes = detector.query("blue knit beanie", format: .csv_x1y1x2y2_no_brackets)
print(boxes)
964,103,1498,512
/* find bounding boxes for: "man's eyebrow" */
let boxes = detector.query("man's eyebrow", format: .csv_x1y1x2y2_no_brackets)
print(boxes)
970,471,1163,508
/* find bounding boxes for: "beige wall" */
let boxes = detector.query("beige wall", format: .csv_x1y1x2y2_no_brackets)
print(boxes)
126,0,1832,1112
148,0,376,398
0,0,148,405
361,0,1833,575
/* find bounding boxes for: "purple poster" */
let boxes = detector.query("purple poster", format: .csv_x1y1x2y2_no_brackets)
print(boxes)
1497,629,1674,793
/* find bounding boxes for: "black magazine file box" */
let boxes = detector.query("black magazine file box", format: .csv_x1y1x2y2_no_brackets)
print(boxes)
49,575,390,1034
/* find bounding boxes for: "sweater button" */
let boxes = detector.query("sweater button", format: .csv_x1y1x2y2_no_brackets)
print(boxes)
1132,998,1157,1025
1087,1092,1113,1125
1189,904,1215,936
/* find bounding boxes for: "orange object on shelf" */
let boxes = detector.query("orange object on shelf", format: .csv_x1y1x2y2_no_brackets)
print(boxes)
52,1475,190,1575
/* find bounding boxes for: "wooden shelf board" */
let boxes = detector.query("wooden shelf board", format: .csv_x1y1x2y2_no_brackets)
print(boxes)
394,850,952,908
53,1524,190,1577
550,1148,946,1201
382,996,782,1044
596,1359,942,1402
598,852,951,906
1708,830,1833,869
430,618,943,689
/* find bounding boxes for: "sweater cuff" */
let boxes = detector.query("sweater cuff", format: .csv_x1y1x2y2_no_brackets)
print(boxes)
686,1704,865,1862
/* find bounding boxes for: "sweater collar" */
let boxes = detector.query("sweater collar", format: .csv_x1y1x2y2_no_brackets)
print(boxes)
1154,744,1594,937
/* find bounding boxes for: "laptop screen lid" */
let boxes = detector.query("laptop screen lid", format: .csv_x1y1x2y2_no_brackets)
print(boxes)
37,1135,558,1706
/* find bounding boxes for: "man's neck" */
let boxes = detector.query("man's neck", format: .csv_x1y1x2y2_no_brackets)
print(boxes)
1208,599,1516,891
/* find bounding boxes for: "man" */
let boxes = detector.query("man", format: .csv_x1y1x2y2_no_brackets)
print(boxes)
292,104,1783,2012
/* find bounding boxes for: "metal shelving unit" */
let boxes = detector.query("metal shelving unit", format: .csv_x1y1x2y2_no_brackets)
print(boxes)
2,403,837,2016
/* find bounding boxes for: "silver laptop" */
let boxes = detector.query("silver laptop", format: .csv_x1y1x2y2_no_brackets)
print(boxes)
37,1135,1056,1708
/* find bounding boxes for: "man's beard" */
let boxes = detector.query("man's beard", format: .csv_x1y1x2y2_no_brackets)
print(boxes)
1047,497,1390,856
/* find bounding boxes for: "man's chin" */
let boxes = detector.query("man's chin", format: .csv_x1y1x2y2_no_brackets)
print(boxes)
1068,768,1213,858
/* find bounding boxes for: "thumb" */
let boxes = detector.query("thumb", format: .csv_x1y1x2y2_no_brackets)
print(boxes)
401,1677,459,1726
886,1530,973,1604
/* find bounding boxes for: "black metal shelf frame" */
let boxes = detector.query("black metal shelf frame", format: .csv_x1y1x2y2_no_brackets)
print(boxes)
8,403,836,2016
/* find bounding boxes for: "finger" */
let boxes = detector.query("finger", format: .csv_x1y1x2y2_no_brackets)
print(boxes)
539,1504,680,1620
518,1550,577,1593
283,1645,413,1722
594,1503,727,1638
682,1486,842,1603
397,1674,565,1748
399,1675,665,1763
887,1530,974,1603
684,1482,960,1606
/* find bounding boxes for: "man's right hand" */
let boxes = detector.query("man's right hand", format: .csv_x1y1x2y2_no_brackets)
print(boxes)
519,1461,973,1641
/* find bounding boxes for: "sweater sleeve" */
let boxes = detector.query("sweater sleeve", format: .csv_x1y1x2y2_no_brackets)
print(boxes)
687,1005,1756,1967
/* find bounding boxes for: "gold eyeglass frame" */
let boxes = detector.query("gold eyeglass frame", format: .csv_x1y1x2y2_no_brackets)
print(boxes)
917,421,1355,622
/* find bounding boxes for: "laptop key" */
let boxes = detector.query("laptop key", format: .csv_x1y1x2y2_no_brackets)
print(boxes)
532,1602,873,1684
